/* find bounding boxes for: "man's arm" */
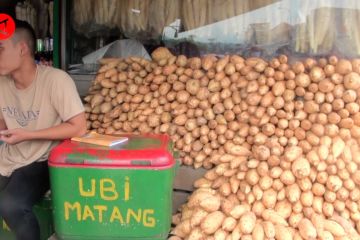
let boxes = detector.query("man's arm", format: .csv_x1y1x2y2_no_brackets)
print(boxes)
0,119,6,131
0,112,87,144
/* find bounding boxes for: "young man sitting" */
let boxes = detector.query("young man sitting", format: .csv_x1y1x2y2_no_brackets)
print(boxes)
0,19,86,240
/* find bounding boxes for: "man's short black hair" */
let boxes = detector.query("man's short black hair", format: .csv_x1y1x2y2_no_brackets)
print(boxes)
13,19,36,57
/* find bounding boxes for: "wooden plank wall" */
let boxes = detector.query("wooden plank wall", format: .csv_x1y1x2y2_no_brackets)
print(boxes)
172,165,207,214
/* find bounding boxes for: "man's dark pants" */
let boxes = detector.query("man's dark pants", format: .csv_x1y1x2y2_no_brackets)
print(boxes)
0,161,50,240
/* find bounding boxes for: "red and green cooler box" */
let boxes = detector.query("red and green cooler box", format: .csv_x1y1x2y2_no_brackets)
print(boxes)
48,134,177,240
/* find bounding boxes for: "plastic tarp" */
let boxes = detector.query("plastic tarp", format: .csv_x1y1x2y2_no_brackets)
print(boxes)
67,39,151,74
82,39,151,64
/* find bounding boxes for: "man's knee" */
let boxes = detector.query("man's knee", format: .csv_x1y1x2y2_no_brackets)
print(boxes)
0,194,40,239
0,194,30,223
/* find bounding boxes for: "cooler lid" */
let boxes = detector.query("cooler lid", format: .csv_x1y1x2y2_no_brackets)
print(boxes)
48,134,175,169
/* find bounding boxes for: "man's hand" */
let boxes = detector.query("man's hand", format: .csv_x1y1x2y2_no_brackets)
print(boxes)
0,113,87,145
0,128,30,145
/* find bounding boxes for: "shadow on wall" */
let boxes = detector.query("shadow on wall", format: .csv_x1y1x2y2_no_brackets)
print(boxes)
0,0,16,19
171,42,201,58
